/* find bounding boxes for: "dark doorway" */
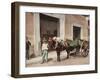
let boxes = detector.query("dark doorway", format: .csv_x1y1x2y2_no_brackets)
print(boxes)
40,13,60,41
40,13,60,51
73,26,81,40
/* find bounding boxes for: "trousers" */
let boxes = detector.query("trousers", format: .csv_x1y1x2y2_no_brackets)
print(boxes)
42,49,48,62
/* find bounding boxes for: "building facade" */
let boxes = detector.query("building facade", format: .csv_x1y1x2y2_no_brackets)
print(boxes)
26,12,89,57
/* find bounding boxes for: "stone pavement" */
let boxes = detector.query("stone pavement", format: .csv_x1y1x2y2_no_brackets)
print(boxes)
26,50,89,67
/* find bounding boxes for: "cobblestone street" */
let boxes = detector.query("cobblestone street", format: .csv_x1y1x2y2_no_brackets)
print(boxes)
26,50,89,67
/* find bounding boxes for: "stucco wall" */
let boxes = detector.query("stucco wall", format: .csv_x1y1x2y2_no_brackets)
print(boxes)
65,14,89,41
26,12,35,57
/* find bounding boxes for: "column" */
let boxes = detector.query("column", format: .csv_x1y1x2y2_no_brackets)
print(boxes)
33,13,41,56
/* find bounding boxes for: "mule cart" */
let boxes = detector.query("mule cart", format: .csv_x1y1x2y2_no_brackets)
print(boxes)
65,39,89,57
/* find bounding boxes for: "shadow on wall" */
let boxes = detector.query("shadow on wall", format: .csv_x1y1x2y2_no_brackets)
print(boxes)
29,45,36,58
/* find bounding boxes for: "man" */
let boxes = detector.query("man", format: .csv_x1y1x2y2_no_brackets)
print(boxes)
55,37,62,62
26,37,31,60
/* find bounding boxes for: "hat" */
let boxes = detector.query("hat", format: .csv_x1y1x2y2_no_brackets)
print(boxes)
53,36,57,40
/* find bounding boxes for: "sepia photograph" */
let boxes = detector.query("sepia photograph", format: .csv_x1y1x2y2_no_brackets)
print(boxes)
25,13,90,67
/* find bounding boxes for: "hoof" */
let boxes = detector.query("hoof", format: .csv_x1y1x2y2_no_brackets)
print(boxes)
66,57,69,59
57,60,61,62
41,61,44,64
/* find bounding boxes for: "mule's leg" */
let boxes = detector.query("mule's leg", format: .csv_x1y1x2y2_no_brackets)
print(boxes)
66,50,70,59
73,48,77,57
57,51,61,62
75,45,80,56
26,49,29,60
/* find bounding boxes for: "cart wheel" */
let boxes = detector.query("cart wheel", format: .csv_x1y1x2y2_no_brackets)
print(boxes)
81,49,89,57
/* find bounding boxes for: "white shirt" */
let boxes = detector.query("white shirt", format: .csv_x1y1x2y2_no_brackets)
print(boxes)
42,43,48,50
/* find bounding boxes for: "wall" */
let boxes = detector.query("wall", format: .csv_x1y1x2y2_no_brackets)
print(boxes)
70,15,89,41
0,0,99,80
26,12,34,56
65,15,89,41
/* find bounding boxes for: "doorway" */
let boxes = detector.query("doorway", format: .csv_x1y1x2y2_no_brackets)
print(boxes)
73,26,81,40
40,13,60,50
40,13,60,41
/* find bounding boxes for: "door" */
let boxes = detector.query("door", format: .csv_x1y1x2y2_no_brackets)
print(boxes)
73,26,81,40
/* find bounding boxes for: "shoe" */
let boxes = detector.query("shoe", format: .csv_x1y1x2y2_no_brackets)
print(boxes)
46,60,48,63
41,61,44,64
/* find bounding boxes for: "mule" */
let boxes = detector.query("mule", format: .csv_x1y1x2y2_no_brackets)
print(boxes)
50,38,89,62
